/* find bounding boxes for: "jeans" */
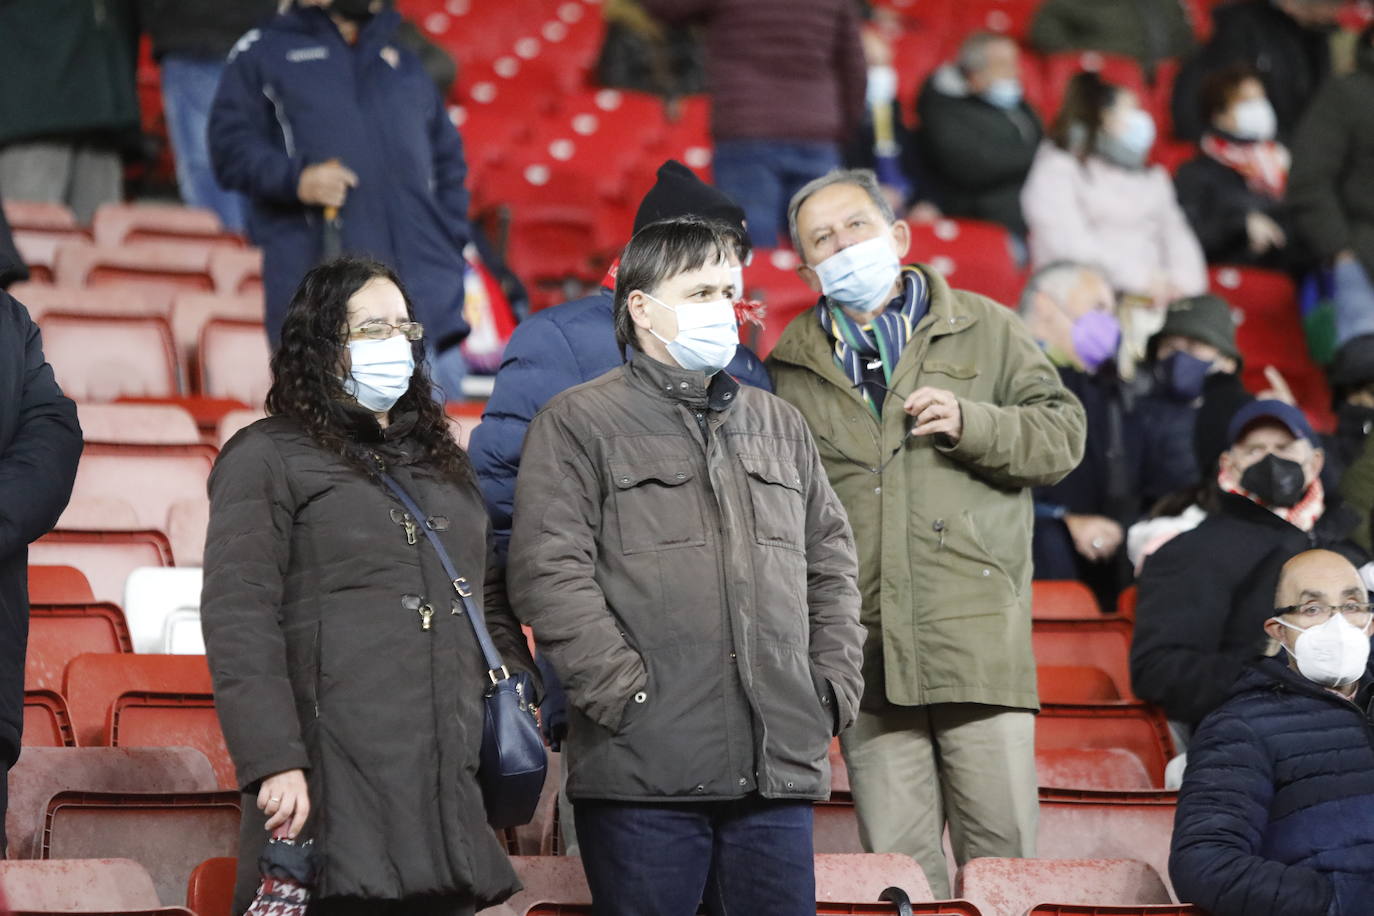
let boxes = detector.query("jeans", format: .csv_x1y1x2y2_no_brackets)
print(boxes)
574,796,816,916
160,54,247,232
1333,257,1374,347
712,139,842,249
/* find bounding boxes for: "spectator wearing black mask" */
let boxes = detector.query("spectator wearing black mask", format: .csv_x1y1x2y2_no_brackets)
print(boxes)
1323,334,1374,483
1175,66,1301,270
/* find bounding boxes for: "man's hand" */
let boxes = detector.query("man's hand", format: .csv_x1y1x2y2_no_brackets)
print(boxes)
904,387,963,444
1246,211,1287,254
1257,365,1296,406
1064,514,1124,562
258,768,310,838
297,160,358,208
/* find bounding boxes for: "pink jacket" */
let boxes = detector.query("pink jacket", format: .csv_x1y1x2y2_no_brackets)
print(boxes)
1021,142,1208,297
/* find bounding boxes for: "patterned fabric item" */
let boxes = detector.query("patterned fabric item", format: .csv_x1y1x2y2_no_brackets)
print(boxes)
245,876,310,915
1200,132,1291,198
1218,464,1325,533
245,836,316,915
817,267,929,416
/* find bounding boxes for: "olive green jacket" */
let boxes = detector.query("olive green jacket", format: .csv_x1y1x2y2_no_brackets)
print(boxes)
767,266,1086,710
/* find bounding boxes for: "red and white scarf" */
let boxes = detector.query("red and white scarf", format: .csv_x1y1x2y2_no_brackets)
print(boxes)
1201,133,1290,199
1218,465,1324,533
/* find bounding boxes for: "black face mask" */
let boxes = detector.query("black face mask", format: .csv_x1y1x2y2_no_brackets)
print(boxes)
1338,402,1374,437
331,0,374,22
1240,453,1308,508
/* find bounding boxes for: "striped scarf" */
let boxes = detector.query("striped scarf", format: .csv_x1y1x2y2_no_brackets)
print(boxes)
818,267,929,416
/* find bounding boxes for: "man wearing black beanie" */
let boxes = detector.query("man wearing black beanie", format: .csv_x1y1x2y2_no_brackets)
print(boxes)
468,161,771,852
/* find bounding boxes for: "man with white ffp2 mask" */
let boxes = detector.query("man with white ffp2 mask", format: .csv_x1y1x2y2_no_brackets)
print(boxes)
1170,549,1374,916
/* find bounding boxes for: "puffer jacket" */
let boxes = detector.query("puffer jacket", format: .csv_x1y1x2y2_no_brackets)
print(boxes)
201,408,535,909
507,352,864,802
768,266,1086,711
1171,657,1374,916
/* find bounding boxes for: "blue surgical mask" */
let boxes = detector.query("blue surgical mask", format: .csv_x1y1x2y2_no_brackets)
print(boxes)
981,78,1023,110
342,334,415,412
1157,351,1211,401
645,293,739,375
813,235,902,318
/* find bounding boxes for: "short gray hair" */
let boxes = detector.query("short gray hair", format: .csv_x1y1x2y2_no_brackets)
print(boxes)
787,168,896,256
957,31,1014,75
1017,260,1104,317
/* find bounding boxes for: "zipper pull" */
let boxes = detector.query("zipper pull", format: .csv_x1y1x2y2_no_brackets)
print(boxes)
418,603,434,631
403,516,417,545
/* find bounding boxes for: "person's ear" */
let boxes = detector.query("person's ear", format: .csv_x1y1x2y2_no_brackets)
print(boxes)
890,219,912,261
797,263,823,295
1263,617,1290,649
1308,447,1325,482
1218,449,1236,477
628,291,654,332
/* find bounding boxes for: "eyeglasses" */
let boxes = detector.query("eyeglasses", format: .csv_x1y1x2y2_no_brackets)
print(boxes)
1273,601,1374,627
344,320,424,342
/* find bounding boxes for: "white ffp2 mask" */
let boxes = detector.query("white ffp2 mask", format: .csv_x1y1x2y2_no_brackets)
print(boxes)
342,334,415,412
1272,613,1372,688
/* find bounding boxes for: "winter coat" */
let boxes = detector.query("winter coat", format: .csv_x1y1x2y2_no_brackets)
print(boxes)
208,7,471,347
767,266,1087,711
507,353,864,802
914,65,1043,237
1029,0,1195,69
638,0,866,144
1336,418,1374,553
1022,142,1209,299
0,0,139,149
1175,143,1304,270
468,286,771,565
1170,657,1374,916
0,200,28,289
1287,38,1374,283
0,293,81,770
1131,491,1367,726
200,409,535,908
138,0,277,60
1172,0,1332,142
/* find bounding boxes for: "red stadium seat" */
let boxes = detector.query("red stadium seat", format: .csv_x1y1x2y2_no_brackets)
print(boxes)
741,249,820,358
1037,665,1121,703
1041,53,1149,123
76,403,201,446
6,282,165,321
63,653,215,749
950,0,1042,43
110,692,235,790
1036,748,1154,791
22,690,77,748
3,199,78,232
957,857,1173,916
1035,789,1181,900
54,242,216,304
26,603,133,694
27,565,95,604
1031,580,1104,619
186,857,236,916
197,319,271,407
1027,907,1205,915
208,246,263,296
91,202,237,250
909,220,1024,306
1037,705,1174,787
170,292,263,369
29,529,174,608
39,313,180,402
5,746,219,860
1117,585,1138,621
814,795,864,854
1032,618,1135,700
13,227,92,283
40,790,241,907
0,858,192,913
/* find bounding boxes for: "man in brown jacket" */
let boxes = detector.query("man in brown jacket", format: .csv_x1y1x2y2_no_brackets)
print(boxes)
768,169,1086,897
508,216,864,915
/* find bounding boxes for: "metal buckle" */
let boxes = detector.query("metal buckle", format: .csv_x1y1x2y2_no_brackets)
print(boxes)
454,577,472,598
488,665,510,685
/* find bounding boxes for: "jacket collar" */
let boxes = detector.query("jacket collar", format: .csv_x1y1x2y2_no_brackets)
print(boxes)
283,5,400,53
1241,655,1374,712
626,350,740,412
332,401,418,444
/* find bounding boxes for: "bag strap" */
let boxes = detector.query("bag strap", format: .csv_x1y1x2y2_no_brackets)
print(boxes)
378,471,510,684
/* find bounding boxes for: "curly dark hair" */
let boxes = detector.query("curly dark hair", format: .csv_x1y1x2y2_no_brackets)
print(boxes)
265,256,474,485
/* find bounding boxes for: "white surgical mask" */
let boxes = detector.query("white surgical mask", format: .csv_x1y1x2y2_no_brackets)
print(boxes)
729,264,745,301
982,77,1023,110
342,334,415,412
1272,613,1373,689
645,293,739,375
1115,108,1157,157
813,235,902,318
1231,97,1277,141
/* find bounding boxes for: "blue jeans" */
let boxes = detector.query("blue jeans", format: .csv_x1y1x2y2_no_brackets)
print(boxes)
160,55,247,232
1334,257,1374,347
712,140,841,249
574,796,816,916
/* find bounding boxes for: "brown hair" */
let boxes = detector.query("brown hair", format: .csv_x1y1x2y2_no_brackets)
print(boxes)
1048,71,1121,162
1198,64,1262,127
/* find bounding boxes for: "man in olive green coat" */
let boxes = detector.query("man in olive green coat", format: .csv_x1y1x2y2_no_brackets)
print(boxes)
768,169,1086,897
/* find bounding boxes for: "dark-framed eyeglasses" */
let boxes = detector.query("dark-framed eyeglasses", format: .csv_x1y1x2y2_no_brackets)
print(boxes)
345,320,424,342
1273,601,1374,627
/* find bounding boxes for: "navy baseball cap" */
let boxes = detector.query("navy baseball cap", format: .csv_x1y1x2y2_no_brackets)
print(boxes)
1227,399,1315,445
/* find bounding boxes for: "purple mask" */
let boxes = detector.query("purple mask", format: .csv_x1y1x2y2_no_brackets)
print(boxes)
1071,310,1122,373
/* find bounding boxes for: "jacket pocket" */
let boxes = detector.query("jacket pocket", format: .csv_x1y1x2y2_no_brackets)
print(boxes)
740,454,806,553
609,458,706,555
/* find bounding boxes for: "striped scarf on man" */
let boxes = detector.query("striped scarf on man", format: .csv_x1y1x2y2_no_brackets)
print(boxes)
817,266,929,417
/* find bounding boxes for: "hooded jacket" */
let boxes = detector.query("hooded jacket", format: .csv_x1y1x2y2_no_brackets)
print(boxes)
208,6,470,346
1170,656,1374,916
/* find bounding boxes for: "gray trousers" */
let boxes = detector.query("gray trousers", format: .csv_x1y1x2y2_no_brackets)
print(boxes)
839,703,1038,898
0,140,122,224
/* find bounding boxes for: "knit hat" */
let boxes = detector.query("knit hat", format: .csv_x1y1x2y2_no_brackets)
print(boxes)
1327,333,1374,391
1151,294,1240,362
633,160,747,235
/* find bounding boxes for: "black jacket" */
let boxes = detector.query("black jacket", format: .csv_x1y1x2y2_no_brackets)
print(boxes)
1131,491,1367,726
0,197,28,289
914,66,1042,237
0,293,82,768
1174,142,1304,270
138,0,277,60
1171,657,1374,916
1172,0,1331,142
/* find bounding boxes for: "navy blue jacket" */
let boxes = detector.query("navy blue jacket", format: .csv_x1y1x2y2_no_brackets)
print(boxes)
208,6,470,346
0,293,82,769
1171,657,1374,916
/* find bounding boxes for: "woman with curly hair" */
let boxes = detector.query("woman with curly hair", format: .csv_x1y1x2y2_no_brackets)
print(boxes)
201,256,536,915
